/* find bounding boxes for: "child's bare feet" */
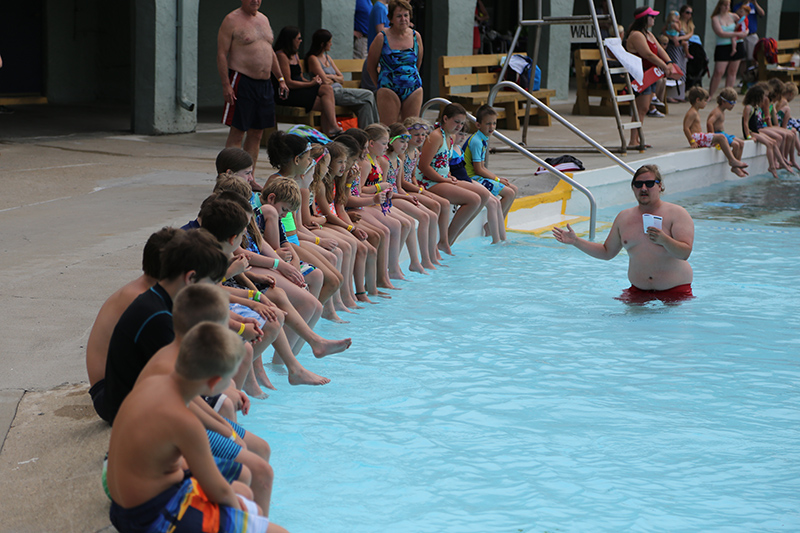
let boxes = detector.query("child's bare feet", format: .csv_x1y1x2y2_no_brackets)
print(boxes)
768,166,779,178
388,270,406,280
409,263,428,274
355,292,376,304
311,337,352,358
371,290,392,299
732,167,748,177
731,160,748,169
254,366,277,392
438,242,455,256
288,368,331,386
422,261,437,270
246,380,271,398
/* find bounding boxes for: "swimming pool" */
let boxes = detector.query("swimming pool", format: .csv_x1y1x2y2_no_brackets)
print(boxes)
247,173,800,532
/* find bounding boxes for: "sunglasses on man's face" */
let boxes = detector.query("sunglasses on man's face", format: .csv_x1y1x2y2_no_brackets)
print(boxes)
632,179,661,189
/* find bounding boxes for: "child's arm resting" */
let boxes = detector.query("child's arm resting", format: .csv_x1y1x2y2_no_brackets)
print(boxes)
174,413,243,509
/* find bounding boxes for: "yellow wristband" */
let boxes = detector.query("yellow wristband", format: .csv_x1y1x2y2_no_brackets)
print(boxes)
278,76,285,82
221,277,227,283
315,237,320,245
347,224,354,232
237,322,246,336
419,187,424,193
248,289,254,300
231,428,239,441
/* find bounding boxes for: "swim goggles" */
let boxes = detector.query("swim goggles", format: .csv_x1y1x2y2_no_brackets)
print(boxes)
632,179,661,188
390,134,411,143
721,97,736,106
407,124,429,132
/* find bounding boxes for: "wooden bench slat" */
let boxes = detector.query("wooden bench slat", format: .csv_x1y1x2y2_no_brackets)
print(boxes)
439,53,555,129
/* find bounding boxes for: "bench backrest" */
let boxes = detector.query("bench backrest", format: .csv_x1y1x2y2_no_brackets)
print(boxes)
315,58,364,89
439,53,525,96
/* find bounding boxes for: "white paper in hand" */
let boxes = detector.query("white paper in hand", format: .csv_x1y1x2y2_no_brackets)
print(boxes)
642,214,663,233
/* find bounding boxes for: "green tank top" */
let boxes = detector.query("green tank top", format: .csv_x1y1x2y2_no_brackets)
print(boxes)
281,212,297,233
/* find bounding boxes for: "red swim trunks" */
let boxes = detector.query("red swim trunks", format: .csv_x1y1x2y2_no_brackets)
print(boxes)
616,283,694,304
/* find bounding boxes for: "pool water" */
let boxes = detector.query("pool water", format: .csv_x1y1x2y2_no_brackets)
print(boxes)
247,173,800,532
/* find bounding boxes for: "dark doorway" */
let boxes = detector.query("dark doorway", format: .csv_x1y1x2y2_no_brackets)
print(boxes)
0,0,46,97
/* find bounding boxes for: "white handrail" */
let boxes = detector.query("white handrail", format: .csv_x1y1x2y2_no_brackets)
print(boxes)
420,97,598,240
488,81,636,175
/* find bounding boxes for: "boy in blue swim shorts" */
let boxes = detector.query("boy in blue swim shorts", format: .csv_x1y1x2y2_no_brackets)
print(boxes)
464,105,519,220
107,322,288,533
706,87,746,166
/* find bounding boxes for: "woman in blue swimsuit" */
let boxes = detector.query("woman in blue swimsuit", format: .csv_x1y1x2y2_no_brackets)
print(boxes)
366,0,424,125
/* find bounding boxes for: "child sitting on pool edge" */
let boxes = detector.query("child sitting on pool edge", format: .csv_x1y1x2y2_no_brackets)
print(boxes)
705,87,746,170
106,320,289,533
682,86,749,177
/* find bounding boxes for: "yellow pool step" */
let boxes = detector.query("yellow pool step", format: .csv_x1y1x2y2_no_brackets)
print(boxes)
506,177,597,237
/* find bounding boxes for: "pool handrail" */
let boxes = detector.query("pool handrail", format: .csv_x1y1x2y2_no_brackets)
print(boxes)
489,81,636,176
420,96,597,240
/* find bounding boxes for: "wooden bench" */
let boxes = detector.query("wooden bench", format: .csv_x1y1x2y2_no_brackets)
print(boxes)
572,48,632,116
756,38,800,87
274,58,364,129
438,53,556,129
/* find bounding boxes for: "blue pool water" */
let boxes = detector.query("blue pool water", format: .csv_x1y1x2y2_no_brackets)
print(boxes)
247,174,800,532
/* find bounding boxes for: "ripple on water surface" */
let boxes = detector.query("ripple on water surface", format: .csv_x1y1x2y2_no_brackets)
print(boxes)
248,180,800,532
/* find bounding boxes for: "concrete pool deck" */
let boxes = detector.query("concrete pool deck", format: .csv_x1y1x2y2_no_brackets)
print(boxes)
1,93,797,531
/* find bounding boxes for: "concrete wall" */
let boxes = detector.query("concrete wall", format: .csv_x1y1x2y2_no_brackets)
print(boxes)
133,0,198,134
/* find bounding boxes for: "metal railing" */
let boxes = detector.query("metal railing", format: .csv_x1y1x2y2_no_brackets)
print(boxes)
489,82,635,175
420,97,598,240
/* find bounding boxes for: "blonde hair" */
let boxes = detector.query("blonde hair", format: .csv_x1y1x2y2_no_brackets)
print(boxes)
365,123,390,141
261,177,301,211
718,87,738,104
783,81,799,98
176,322,245,381
173,285,230,337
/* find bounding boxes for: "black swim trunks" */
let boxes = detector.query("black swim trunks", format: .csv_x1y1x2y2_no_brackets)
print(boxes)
222,70,276,131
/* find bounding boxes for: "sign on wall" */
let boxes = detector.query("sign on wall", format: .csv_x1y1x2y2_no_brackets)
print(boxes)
570,24,597,43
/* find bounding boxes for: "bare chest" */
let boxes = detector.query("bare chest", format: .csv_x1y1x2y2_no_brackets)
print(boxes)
232,18,272,46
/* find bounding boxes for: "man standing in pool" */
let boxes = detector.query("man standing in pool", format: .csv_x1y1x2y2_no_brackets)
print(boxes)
552,165,694,303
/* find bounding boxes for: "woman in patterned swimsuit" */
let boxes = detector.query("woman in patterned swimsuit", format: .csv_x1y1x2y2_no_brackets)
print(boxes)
366,0,424,125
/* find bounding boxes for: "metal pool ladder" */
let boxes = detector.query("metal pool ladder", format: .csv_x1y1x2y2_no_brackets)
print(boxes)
423,91,637,241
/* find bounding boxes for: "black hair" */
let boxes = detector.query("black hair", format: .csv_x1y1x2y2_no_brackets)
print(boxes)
344,128,369,148
307,29,332,59
744,84,767,107
142,227,179,279
274,26,301,56
159,229,228,282
199,198,250,243
332,136,361,158
215,148,253,175
267,131,309,169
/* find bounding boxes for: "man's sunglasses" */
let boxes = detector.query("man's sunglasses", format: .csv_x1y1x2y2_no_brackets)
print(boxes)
632,179,661,188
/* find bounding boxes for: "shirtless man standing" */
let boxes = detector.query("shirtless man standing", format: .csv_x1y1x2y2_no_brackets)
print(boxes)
553,165,695,304
218,0,289,170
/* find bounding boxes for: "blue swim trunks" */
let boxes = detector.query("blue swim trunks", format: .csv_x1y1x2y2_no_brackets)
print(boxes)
715,131,736,146
474,176,506,196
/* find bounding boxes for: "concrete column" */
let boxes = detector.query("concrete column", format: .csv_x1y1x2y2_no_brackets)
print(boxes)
762,0,783,41
419,0,472,99
527,0,572,99
133,0,198,135
305,0,353,60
